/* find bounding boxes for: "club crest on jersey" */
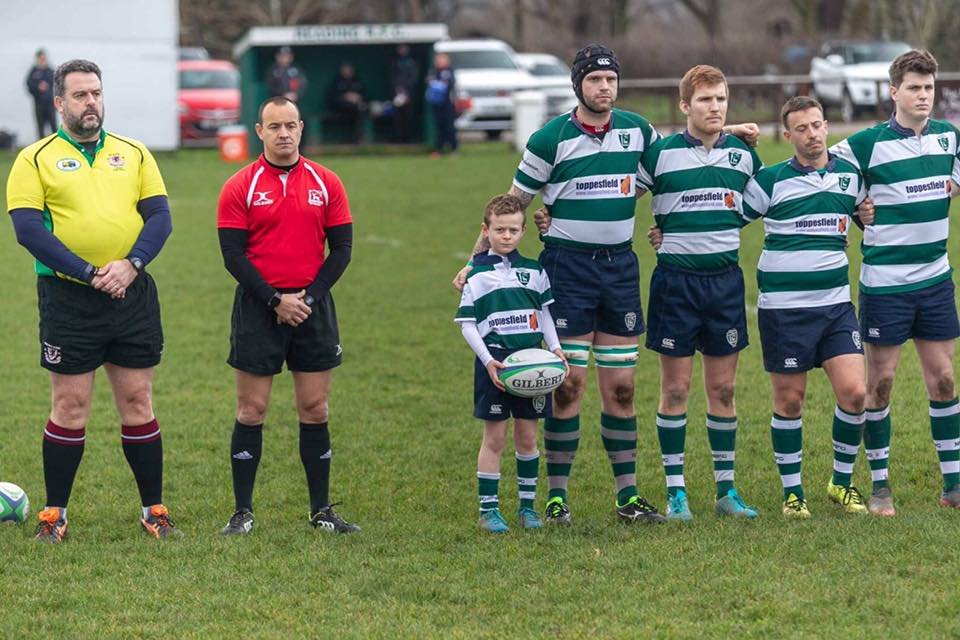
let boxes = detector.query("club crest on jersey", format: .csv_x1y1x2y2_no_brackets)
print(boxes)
938,136,949,151
56,158,81,172
42,341,61,364
308,189,324,206
619,131,631,149
852,330,862,350
624,312,637,331
107,154,125,169
838,176,851,191
516,271,530,286
252,191,273,206
726,328,738,347
533,395,546,412
728,150,742,166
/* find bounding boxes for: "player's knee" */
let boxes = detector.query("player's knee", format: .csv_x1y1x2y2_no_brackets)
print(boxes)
554,376,584,411
708,382,736,410
870,376,894,406
935,372,956,401
609,382,635,411
661,381,690,412
237,398,269,425
840,381,866,414
483,430,507,455
115,386,153,419
297,398,329,424
52,395,90,427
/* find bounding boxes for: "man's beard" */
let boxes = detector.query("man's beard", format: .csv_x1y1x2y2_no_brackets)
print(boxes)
64,108,103,138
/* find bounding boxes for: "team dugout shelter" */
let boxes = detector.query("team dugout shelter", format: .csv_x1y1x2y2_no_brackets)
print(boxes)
234,23,449,147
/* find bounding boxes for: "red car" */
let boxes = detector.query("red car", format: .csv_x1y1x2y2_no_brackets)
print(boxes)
178,59,240,141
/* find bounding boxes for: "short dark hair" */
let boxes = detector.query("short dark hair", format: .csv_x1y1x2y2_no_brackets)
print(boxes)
483,194,525,226
781,95,824,128
54,59,101,98
257,96,301,123
889,49,938,87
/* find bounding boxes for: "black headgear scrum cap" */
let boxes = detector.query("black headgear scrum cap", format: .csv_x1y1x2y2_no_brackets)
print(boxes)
571,43,620,103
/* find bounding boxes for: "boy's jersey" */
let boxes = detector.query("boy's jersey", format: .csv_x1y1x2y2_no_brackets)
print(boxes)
455,250,554,350
638,131,762,270
831,117,960,295
513,109,660,250
742,155,865,309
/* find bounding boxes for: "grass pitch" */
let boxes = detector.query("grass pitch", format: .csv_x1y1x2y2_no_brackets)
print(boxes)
0,138,959,638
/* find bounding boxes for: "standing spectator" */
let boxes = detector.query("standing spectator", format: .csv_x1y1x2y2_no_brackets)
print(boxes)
426,53,457,156
326,63,368,144
26,49,56,139
266,46,307,103
390,44,419,143
6,59,177,543
216,96,359,535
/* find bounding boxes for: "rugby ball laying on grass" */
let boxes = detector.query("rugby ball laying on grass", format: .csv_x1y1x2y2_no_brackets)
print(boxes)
0,482,29,524
498,348,566,398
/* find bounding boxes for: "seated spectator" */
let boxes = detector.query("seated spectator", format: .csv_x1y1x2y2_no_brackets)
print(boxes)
326,63,367,144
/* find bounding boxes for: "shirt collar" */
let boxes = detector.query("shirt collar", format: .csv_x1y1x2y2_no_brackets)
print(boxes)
259,153,301,175
572,108,612,137
888,113,929,137
57,127,106,165
472,249,521,266
683,129,728,148
789,152,838,174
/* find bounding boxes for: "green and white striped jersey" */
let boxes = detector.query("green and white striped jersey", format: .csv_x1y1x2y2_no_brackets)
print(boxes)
513,109,660,250
831,117,960,295
637,131,762,270
742,155,865,309
455,250,554,350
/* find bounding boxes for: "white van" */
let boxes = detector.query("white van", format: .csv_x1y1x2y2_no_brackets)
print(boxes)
433,39,534,140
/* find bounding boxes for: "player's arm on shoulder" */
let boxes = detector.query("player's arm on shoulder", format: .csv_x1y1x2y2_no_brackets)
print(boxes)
724,122,760,147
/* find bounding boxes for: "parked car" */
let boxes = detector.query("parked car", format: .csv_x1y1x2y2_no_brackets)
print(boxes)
177,59,240,141
810,40,911,122
179,46,210,61
433,39,535,140
513,53,578,119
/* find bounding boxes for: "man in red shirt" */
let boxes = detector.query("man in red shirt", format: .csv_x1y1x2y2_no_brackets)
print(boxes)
216,96,358,534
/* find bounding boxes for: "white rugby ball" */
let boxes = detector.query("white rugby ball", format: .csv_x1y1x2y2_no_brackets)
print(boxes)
498,348,566,398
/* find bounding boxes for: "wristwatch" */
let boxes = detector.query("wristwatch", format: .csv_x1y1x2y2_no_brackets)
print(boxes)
128,257,144,273
303,294,315,307
268,292,282,309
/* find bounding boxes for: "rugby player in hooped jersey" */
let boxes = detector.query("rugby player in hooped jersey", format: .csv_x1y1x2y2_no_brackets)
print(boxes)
742,96,875,518
453,45,759,527
830,50,960,515
637,66,764,522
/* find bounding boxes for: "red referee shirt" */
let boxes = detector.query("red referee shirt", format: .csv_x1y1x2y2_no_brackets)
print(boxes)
217,154,352,289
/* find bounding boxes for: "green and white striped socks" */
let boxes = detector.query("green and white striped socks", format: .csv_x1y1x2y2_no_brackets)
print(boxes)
601,413,638,505
771,414,803,500
477,472,499,513
930,398,960,491
832,405,864,487
515,451,539,509
707,414,737,499
864,405,891,490
544,415,579,501
657,413,686,496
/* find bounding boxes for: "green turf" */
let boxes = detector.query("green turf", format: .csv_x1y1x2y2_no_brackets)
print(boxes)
1,138,959,638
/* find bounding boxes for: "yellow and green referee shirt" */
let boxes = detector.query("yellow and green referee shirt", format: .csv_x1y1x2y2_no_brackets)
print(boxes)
6,128,167,277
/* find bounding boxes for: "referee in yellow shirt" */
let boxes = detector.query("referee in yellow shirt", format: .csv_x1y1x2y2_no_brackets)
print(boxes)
5,59,179,543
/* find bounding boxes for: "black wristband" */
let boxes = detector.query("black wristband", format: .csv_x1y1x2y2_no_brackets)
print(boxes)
267,291,282,309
